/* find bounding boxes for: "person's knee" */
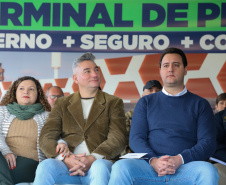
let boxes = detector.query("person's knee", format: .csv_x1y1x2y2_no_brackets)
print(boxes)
197,162,217,173
111,159,136,176
90,159,112,173
113,159,136,170
203,162,219,178
195,162,219,180
36,159,57,175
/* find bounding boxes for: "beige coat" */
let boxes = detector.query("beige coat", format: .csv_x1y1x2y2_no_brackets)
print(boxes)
39,90,127,161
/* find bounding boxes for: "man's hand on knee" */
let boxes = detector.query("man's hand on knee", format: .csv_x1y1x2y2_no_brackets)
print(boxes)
157,155,182,176
150,155,170,176
69,168,85,176
79,155,96,172
68,155,95,176
167,155,182,171
63,154,86,176
150,155,178,176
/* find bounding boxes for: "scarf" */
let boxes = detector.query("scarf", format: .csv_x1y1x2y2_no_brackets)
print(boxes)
7,102,45,120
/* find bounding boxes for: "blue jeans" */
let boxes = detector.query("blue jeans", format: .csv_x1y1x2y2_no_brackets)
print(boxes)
33,158,113,185
109,159,219,185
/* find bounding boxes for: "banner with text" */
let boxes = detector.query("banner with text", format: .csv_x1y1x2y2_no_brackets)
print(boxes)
0,0,225,53
0,0,225,102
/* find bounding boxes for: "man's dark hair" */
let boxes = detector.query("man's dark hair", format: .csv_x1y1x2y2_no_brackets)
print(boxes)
216,93,226,105
159,47,187,68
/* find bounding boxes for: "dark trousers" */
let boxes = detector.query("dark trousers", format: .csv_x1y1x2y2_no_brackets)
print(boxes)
0,152,38,185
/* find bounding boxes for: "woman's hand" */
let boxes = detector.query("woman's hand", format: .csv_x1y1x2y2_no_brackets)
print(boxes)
56,143,70,158
4,153,16,170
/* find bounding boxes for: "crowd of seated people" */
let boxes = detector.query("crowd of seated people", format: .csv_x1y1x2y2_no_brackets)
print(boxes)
0,49,225,185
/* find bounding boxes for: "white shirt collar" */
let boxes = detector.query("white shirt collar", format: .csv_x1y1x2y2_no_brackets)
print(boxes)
162,86,187,97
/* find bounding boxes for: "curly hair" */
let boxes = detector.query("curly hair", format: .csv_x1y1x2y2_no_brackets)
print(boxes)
0,76,51,111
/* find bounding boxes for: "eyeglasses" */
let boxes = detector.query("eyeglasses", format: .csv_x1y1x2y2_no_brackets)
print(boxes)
49,95,64,100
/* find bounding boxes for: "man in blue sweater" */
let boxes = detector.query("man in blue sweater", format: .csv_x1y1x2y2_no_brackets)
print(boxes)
109,47,219,185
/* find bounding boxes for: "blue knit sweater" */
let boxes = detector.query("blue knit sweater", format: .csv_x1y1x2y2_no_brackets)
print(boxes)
129,91,216,164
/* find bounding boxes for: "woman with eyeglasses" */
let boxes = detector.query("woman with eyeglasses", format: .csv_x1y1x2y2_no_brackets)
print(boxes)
0,76,51,185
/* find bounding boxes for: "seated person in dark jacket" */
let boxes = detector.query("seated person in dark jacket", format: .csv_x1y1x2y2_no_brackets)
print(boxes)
213,108,226,162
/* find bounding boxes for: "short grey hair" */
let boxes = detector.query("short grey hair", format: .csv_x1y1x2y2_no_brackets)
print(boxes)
72,52,96,74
